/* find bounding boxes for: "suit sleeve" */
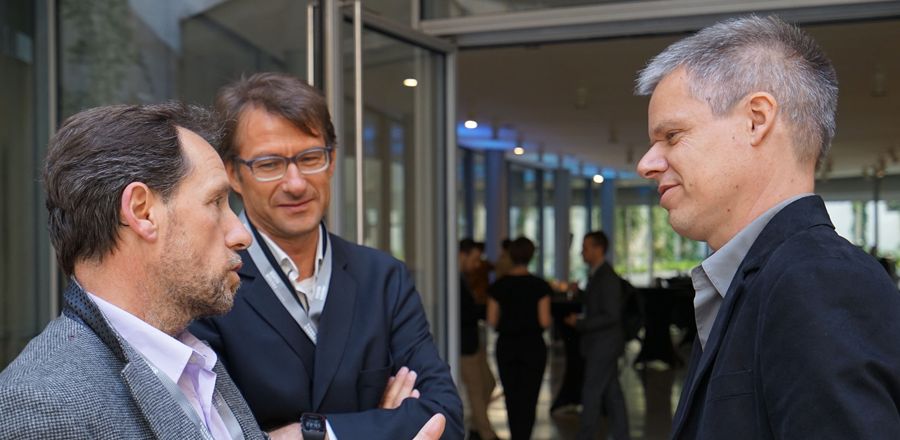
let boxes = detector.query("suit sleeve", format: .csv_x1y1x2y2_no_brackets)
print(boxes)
759,258,900,439
327,263,464,440
577,270,622,334
0,385,88,439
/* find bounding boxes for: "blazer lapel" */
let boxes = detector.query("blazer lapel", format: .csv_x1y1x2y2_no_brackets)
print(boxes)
669,195,834,439
669,269,751,439
121,356,205,439
312,236,358,409
63,283,204,439
240,258,316,380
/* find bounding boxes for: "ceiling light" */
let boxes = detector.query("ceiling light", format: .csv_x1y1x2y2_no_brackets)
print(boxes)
513,147,525,155
464,120,478,129
403,78,418,87
593,174,605,184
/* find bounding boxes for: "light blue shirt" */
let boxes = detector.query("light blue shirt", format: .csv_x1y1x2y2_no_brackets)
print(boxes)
691,194,813,349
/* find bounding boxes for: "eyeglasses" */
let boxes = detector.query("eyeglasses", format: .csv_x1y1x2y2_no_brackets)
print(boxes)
234,146,333,182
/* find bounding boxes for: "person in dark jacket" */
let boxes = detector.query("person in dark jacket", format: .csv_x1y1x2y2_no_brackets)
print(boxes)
636,15,900,439
566,231,630,440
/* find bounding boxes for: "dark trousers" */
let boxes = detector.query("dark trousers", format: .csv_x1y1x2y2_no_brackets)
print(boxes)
576,348,630,440
496,333,546,440
552,322,584,409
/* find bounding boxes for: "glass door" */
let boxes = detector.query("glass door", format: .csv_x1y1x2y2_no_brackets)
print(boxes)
332,3,456,358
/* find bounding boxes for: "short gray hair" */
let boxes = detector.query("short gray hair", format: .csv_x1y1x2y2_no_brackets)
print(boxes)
635,15,838,167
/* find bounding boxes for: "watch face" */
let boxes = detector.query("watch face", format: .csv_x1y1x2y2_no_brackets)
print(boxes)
302,414,325,432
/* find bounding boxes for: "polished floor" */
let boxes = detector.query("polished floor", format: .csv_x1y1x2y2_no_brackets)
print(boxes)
464,328,692,440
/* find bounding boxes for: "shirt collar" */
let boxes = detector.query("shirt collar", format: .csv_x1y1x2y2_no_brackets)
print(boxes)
86,292,217,383
259,223,329,283
698,193,812,298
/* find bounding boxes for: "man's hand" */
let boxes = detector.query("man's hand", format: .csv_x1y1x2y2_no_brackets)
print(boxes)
564,313,578,327
267,423,304,440
380,366,420,409
413,414,446,440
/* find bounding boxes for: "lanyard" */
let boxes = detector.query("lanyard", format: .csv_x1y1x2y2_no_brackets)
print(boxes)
240,211,320,344
141,354,246,440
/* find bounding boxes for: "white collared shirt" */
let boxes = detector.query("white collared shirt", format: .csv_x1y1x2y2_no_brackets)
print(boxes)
258,223,332,327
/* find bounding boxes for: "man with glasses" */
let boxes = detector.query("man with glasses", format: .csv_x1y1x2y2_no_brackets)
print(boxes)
190,72,463,440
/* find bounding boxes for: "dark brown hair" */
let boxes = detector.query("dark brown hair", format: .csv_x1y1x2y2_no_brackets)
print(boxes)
215,72,336,162
43,102,220,275
509,237,536,266
584,230,609,253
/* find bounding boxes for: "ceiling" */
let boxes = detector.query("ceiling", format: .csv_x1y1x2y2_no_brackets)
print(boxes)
456,18,900,180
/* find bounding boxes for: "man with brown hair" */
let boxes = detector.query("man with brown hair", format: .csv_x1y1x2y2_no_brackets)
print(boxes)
190,72,462,439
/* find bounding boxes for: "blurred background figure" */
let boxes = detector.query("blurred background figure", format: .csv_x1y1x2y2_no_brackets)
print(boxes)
459,239,500,440
566,231,630,440
487,237,552,440
493,239,514,280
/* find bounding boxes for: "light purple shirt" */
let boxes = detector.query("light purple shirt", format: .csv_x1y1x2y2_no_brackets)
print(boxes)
88,293,231,440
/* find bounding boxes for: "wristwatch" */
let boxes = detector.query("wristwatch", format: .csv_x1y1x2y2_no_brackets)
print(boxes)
300,413,327,440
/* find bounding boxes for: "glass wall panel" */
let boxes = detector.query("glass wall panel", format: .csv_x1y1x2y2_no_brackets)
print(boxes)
423,0,645,20
1,0,50,368
509,164,539,246
342,25,445,263
59,0,312,118
569,177,588,281
542,170,556,279
615,204,651,286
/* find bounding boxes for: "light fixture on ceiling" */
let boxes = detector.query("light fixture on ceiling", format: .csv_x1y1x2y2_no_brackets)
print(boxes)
513,147,525,155
593,174,605,184
403,78,418,87
464,119,478,129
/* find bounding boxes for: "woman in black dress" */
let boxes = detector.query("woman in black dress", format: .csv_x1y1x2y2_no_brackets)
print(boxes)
487,237,552,440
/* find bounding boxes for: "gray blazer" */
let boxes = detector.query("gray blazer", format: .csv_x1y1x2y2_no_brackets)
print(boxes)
0,283,265,439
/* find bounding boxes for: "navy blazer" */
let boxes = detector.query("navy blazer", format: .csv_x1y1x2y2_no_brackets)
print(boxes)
191,232,463,439
671,195,900,439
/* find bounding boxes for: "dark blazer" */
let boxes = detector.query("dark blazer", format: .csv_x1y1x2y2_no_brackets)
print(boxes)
191,232,464,439
671,195,900,440
577,262,625,358
0,283,264,439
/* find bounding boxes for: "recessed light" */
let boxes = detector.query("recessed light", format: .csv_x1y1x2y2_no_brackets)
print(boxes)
464,120,478,129
403,78,418,87
513,147,525,155
593,174,605,184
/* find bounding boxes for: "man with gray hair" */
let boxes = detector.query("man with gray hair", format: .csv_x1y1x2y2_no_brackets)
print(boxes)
636,15,900,439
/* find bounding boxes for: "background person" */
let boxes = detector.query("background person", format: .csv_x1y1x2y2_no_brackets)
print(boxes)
487,237,552,440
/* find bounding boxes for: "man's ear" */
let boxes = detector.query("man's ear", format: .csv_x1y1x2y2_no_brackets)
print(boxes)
747,92,778,147
120,182,159,242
